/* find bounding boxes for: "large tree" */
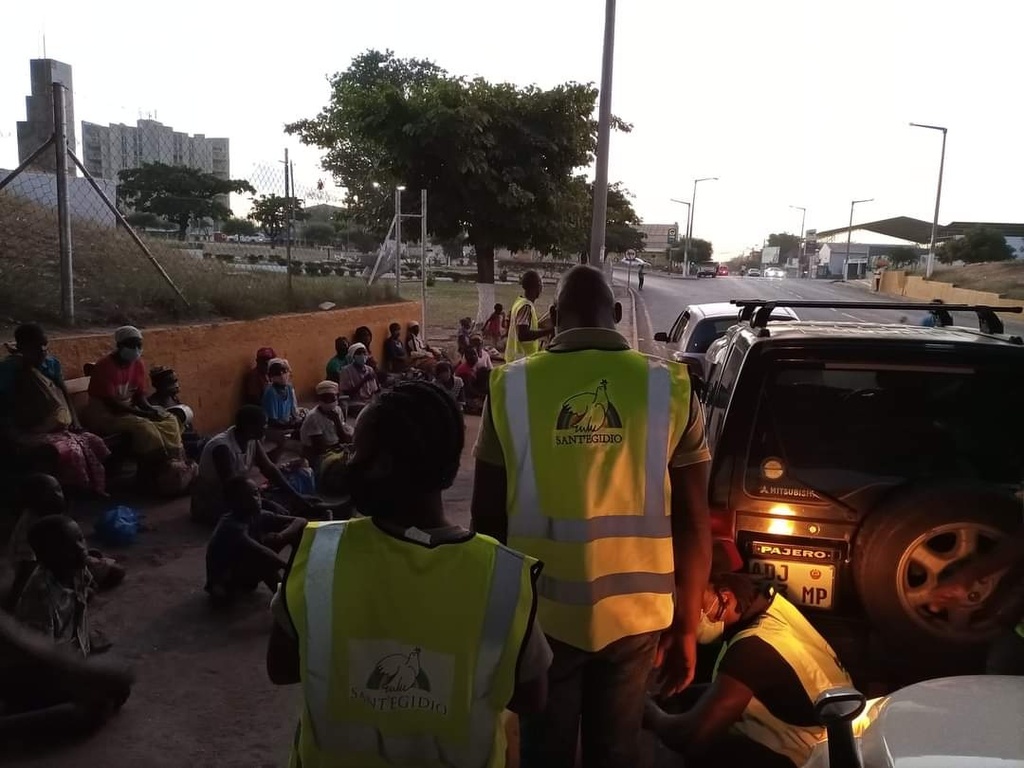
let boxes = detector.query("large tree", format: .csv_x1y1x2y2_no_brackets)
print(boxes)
885,245,922,269
117,162,254,241
937,226,1014,265
222,217,257,237
670,238,713,264
248,194,307,240
554,178,645,261
287,49,616,315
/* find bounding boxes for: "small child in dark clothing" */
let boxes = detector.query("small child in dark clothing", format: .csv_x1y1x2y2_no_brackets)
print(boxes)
205,476,306,604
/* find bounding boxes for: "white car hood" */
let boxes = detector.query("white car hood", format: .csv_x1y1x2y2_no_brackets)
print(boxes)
808,676,1024,768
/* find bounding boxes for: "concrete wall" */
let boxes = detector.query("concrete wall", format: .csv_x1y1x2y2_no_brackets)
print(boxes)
877,269,1021,307
47,301,419,433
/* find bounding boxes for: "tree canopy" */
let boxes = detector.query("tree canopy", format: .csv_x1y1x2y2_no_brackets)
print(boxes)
670,238,713,264
937,226,1014,265
248,195,306,239
286,49,621,283
117,162,254,240
302,220,336,246
767,232,801,261
222,217,257,237
885,245,922,269
553,178,645,261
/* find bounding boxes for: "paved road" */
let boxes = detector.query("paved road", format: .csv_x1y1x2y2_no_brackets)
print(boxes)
617,270,1024,343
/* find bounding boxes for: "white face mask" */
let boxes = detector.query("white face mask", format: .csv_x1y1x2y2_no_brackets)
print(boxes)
695,613,726,645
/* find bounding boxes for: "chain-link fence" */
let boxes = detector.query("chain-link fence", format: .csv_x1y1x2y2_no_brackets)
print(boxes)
0,82,393,330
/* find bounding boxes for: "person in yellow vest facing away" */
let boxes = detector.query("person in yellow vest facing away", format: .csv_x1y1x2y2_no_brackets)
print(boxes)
267,380,552,768
472,265,713,768
644,569,852,768
505,271,554,362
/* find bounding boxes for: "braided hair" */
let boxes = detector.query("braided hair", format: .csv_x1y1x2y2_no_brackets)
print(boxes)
360,380,465,493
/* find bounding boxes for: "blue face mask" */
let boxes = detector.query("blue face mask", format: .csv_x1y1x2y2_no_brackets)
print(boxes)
353,355,367,367
119,346,142,362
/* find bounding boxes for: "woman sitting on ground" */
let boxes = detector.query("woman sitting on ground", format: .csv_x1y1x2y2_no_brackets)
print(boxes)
2,323,110,496
337,343,380,413
261,359,303,457
82,326,192,493
382,323,410,375
405,321,442,374
191,405,316,526
205,476,306,606
325,337,349,382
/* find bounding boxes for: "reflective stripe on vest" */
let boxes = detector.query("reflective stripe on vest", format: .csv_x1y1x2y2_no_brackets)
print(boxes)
299,521,529,767
713,594,852,766
492,350,689,650
505,297,538,362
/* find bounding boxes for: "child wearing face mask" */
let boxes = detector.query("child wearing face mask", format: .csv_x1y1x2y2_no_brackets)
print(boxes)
299,380,353,473
82,326,188,491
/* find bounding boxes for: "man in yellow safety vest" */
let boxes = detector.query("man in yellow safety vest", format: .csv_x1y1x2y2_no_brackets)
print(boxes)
644,570,852,768
472,265,713,768
505,270,553,362
267,380,552,768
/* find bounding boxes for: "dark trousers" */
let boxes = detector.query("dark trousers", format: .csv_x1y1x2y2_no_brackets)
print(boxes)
520,631,659,768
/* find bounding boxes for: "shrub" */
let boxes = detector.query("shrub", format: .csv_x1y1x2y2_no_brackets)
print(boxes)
499,268,508,282
426,272,436,287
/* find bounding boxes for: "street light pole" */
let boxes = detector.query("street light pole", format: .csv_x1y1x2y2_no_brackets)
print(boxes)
669,198,690,274
686,177,718,277
909,122,948,278
844,198,874,282
588,0,617,266
790,205,806,277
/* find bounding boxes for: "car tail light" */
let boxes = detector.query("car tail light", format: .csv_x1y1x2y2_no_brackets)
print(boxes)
710,505,743,571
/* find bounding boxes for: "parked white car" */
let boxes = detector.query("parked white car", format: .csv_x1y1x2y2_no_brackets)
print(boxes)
805,676,1024,768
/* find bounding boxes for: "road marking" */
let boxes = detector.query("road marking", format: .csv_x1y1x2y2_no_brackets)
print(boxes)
841,312,862,321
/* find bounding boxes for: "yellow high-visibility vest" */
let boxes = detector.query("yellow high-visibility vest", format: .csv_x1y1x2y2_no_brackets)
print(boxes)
505,297,539,362
284,518,538,768
713,593,853,767
489,348,691,652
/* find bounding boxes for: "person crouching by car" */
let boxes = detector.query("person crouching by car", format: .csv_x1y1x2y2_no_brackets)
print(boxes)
644,568,852,768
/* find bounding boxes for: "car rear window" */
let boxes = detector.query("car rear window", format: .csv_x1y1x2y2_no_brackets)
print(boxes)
689,316,795,354
745,362,1024,499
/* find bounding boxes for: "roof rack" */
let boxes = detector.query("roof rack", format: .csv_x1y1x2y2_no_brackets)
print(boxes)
730,300,1023,335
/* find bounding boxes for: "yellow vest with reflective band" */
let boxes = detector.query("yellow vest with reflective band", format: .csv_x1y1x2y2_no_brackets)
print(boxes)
712,593,852,767
489,348,691,652
284,518,538,768
505,297,539,362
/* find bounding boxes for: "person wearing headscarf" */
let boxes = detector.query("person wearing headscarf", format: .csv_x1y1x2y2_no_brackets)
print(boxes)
337,343,380,411
1,324,110,495
299,380,353,486
82,326,188,490
243,347,278,406
405,321,441,375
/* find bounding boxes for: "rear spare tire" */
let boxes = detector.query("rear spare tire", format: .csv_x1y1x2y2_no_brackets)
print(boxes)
852,483,1019,651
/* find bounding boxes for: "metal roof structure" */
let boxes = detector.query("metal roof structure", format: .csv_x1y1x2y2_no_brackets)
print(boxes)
816,217,1024,243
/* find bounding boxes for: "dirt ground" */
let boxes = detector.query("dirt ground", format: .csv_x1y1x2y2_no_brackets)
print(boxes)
6,422,482,768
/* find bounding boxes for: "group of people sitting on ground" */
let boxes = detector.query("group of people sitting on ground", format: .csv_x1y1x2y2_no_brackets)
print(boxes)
0,323,200,499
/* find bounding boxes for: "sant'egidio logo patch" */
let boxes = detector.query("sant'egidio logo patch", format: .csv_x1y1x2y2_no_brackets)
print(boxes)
555,380,624,446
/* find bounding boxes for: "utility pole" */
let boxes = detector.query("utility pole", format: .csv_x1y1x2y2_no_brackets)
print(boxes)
588,0,617,266
909,123,948,278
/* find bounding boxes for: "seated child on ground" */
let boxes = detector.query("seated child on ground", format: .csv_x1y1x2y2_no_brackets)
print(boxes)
205,476,306,605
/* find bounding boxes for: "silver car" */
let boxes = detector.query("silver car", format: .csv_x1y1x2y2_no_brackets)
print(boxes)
653,302,799,378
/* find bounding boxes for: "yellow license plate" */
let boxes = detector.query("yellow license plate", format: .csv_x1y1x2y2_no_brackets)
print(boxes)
748,559,836,609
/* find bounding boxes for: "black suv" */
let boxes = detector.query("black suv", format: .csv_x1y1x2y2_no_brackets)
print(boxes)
697,300,1024,669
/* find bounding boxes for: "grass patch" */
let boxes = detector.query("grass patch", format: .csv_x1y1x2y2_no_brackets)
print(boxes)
931,261,1024,300
416,281,521,342
0,193,396,330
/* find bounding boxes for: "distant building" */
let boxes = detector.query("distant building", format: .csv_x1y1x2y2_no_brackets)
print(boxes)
16,58,76,176
637,223,680,254
81,119,230,183
817,242,922,279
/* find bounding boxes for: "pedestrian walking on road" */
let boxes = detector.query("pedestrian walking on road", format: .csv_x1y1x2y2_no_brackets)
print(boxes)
506,271,554,362
472,265,713,768
637,263,645,291
267,380,551,768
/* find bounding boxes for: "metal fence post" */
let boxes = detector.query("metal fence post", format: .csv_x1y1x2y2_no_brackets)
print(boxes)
52,82,74,324
394,188,402,298
420,188,427,333
284,149,293,304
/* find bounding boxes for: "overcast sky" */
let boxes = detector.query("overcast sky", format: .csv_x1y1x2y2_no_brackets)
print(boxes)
3,0,1022,259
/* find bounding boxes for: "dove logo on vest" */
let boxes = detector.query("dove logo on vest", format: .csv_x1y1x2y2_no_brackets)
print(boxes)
554,380,625,446
348,640,454,715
